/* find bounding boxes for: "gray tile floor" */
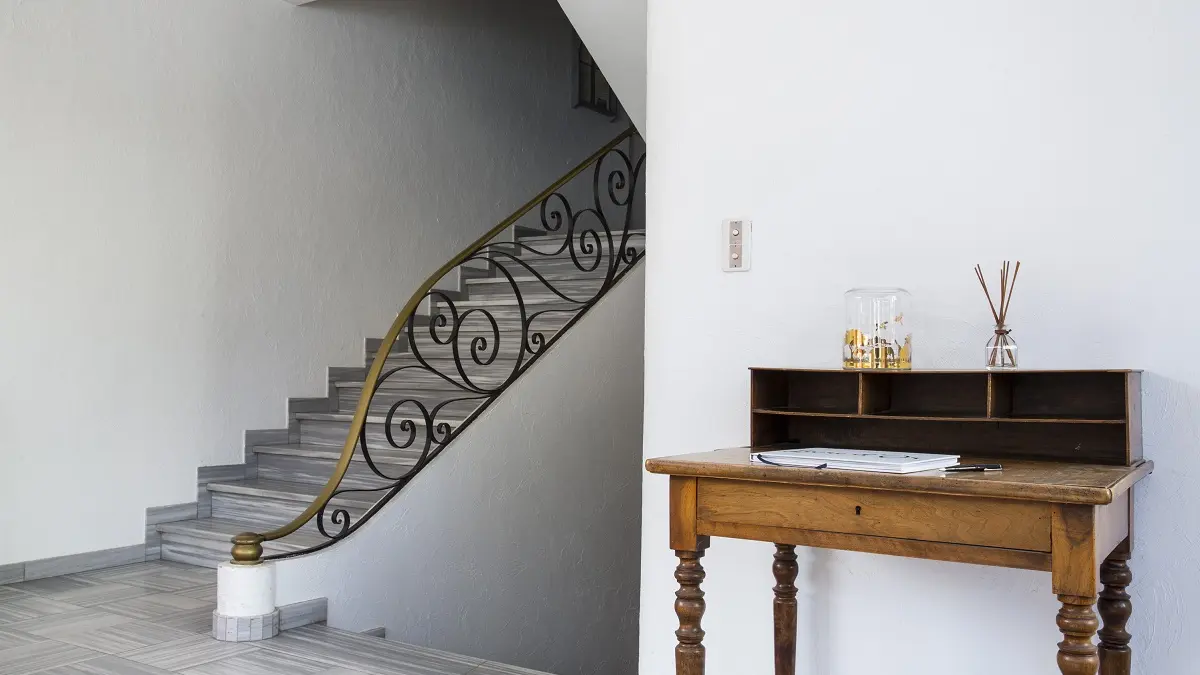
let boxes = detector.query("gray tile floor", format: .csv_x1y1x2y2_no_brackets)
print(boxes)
0,562,549,675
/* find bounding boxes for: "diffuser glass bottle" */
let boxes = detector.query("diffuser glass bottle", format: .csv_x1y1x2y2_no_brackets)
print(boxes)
985,330,1018,370
975,262,1020,370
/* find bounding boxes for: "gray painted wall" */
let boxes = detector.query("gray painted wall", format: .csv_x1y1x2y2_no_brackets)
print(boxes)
0,0,613,564
277,266,646,675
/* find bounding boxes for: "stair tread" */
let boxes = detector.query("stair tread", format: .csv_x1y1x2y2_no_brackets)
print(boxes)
333,378,509,390
513,229,646,244
465,272,606,285
156,518,326,551
205,478,377,508
253,443,419,466
294,411,468,424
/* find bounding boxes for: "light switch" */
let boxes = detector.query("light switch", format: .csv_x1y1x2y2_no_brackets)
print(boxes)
722,219,751,272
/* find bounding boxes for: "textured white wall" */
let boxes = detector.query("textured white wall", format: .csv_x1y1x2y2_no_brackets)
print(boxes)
0,0,614,564
556,0,647,131
642,2,1198,674
277,266,646,675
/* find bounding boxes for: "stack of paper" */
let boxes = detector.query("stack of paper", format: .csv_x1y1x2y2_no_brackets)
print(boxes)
751,447,959,474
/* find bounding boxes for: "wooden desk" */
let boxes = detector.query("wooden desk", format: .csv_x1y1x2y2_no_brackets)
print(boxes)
647,450,1151,675
646,369,1153,675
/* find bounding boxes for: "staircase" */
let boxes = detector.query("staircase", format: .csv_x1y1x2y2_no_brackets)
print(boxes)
153,130,645,568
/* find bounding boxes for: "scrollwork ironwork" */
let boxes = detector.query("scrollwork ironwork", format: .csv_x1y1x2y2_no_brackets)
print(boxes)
253,130,645,560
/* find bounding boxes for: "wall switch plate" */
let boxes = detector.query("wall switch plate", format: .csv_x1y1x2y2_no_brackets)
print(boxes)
721,219,751,272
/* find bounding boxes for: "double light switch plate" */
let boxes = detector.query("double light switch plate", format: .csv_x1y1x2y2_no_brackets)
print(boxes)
722,219,751,272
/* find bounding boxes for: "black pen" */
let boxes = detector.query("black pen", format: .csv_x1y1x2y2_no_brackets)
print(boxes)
943,464,1003,472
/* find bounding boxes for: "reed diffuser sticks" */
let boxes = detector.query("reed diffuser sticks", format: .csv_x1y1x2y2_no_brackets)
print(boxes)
975,261,1021,368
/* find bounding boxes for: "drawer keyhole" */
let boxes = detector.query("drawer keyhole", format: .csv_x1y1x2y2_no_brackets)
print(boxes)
855,506,862,516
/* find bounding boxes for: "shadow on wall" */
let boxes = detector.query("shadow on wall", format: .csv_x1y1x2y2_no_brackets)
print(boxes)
0,0,613,565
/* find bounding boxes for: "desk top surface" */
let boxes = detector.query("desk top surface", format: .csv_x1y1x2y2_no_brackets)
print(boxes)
645,448,1152,505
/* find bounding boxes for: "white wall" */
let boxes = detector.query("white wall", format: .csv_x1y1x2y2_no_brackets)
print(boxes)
642,2,1198,674
0,0,614,565
557,0,647,132
277,266,646,675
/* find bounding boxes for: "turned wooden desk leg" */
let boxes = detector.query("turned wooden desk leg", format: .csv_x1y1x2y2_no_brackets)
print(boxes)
1098,546,1133,675
675,548,708,675
772,544,799,675
1057,595,1100,675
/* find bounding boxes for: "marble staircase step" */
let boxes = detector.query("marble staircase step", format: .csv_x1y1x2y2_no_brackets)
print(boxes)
464,274,608,300
334,385,491,417
254,443,418,489
503,229,646,255
157,518,325,568
207,479,373,534
294,411,465,447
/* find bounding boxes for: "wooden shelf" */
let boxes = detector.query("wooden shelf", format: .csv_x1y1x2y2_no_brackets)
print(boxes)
750,368,1142,465
752,407,1126,425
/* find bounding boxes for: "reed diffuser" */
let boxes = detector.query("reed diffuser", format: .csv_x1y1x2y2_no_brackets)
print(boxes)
975,261,1021,369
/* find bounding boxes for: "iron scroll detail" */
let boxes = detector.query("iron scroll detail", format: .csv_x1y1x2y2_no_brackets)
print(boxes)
247,131,645,561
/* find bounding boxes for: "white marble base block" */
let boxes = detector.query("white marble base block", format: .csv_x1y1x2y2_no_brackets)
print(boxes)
213,609,280,642
213,561,279,641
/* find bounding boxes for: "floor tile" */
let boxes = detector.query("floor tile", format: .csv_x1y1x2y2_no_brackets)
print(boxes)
32,653,177,674
6,575,98,597
468,662,554,675
258,625,484,675
0,639,102,674
316,669,374,675
174,584,218,603
120,634,257,671
0,586,32,602
3,607,132,638
180,648,336,675
52,619,196,655
95,593,214,621
80,564,216,593
0,594,83,624
0,626,44,651
7,577,156,607
155,606,217,635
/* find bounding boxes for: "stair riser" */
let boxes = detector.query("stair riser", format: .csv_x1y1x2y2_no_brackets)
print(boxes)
159,532,305,569
369,323,571,367
336,387,489,417
299,418,455,449
466,276,607,300
490,255,633,278
431,299,582,319
210,492,367,535
375,360,517,389
511,237,645,257
386,333,564,362
257,452,413,490
160,536,227,569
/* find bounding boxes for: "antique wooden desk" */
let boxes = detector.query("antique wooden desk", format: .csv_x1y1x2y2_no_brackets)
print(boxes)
646,369,1152,675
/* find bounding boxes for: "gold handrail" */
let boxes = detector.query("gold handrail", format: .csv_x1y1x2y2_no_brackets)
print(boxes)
231,126,638,564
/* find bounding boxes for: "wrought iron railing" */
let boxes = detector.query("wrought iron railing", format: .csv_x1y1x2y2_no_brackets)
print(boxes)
231,128,645,564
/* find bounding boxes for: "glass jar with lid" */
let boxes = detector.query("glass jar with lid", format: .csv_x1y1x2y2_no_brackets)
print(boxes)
843,288,912,370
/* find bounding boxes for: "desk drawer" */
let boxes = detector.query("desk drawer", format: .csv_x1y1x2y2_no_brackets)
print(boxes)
696,479,1052,552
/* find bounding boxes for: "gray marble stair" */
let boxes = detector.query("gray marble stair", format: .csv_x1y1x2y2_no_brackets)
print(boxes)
294,411,466,447
158,518,327,568
254,444,419,489
156,222,642,570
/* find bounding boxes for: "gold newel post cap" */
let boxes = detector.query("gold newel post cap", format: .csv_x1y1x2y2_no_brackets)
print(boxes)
230,533,265,565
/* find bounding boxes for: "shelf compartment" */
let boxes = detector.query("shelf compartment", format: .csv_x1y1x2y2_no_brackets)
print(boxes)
780,416,1130,465
861,372,988,418
750,369,858,415
989,372,1128,421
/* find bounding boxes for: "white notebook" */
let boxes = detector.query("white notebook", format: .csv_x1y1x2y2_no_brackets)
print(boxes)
751,447,959,474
